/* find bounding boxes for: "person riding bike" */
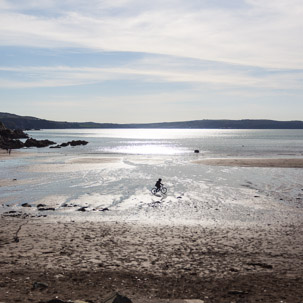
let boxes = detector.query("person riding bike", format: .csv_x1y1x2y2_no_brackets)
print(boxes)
155,178,163,192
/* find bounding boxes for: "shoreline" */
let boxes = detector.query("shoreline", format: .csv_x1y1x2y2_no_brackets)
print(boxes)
2,148,303,168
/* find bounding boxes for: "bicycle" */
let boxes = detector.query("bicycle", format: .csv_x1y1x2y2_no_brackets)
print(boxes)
151,185,167,195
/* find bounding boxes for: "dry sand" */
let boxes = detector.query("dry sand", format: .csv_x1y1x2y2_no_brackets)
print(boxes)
0,217,303,303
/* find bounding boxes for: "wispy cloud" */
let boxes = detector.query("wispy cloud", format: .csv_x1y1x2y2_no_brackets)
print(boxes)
0,0,302,122
0,0,302,69
0,58,302,91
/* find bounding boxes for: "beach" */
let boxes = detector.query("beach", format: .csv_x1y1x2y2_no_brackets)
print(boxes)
1,217,303,302
1,150,303,302
1,129,303,302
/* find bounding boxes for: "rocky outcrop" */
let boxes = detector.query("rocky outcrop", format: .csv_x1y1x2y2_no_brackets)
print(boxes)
0,121,29,150
0,121,55,150
0,120,89,150
50,140,88,148
24,138,56,148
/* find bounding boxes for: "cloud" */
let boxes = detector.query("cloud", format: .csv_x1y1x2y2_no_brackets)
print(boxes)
1,60,302,92
0,0,302,69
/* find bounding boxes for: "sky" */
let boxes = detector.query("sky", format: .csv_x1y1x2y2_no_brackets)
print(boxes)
0,0,302,123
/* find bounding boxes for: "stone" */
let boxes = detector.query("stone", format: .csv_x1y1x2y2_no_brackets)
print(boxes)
33,281,48,290
77,207,88,212
21,203,31,207
102,292,132,303
24,138,56,148
228,290,249,295
38,207,55,211
56,140,89,148
194,150,199,153
37,203,47,208
50,145,61,149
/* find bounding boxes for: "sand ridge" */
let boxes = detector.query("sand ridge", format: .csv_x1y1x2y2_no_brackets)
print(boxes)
193,157,303,168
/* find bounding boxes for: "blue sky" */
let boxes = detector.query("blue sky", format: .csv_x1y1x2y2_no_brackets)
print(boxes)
0,0,302,123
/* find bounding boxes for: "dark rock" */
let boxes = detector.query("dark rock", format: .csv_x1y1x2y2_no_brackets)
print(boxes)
0,122,29,150
103,293,132,303
247,262,273,269
38,208,55,211
228,290,249,295
12,129,29,139
58,140,89,148
229,267,239,272
25,138,56,148
77,207,88,212
113,294,132,303
69,140,88,146
37,204,47,208
33,281,48,290
100,207,109,211
21,203,31,207
50,145,61,149
2,211,23,217
194,150,199,153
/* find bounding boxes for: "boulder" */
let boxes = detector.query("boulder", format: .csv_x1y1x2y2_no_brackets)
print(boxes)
77,207,88,212
69,140,88,146
25,138,56,148
38,207,55,211
50,145,61,149
32,281,48,290
21,203,31,207
53,140,89,148
103,293,132,303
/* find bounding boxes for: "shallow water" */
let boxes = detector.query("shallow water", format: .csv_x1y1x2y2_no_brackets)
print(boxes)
1,129,303,225
26,128,303,157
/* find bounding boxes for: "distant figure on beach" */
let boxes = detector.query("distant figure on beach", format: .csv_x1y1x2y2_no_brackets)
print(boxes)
155,178,163,191
151,178,167,195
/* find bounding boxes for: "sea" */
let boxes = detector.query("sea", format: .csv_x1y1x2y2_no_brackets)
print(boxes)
1,129,303,225
25,128,303,158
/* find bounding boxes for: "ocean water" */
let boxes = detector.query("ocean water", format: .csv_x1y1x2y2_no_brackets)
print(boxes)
26,128,303,157
1,129,303,225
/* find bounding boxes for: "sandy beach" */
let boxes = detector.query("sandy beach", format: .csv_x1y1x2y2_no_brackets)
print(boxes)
1,217,303,302
1,148,303,302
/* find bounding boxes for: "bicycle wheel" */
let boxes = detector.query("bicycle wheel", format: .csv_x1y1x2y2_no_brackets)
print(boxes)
161,187,167,194
151,188,157,195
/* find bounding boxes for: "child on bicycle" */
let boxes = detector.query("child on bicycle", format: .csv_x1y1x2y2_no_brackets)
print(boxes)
155,178,163,191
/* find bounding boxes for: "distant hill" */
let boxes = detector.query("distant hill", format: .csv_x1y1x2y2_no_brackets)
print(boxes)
1,112,303,130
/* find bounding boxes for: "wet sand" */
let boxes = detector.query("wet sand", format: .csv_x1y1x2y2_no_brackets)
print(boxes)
0,217,303,302
194,157,303,168
1,150,303,302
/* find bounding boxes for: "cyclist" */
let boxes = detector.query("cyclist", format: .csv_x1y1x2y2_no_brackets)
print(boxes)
155,178,163,192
